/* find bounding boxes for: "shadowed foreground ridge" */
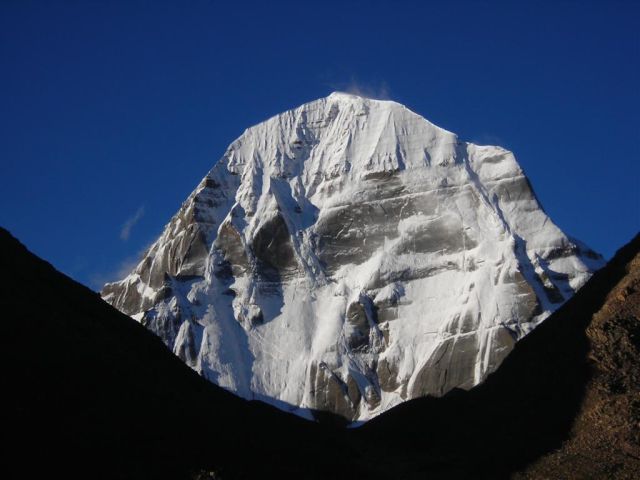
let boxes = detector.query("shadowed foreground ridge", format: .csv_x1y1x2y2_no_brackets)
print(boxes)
3,225,639,479
1,227,355,480
355,232,640,479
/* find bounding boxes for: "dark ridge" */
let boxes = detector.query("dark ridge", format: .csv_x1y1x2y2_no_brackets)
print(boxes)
350,232,640,479
1,227,356,480
4,225,639,479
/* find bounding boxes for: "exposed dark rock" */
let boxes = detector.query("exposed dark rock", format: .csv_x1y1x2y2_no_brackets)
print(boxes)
214,221,249,277
345,300,371,351
346,374,362,406
251,212,298,278
377,356,400,392
175,321,198,365
308,362,358,420
410,333,478,397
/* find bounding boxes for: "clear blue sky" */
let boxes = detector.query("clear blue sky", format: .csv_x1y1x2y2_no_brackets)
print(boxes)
1,0,638,290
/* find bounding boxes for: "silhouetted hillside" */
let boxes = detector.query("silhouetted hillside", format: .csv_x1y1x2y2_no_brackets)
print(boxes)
1,227,355,480
353,233,640,479
4,226,638,479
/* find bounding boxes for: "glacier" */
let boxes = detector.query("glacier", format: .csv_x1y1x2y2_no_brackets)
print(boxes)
102,92,604,422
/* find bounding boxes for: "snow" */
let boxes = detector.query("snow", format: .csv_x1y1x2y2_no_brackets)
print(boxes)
102,92,605,422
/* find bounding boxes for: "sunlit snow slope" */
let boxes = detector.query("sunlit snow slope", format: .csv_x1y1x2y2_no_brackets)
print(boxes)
102,93,604,422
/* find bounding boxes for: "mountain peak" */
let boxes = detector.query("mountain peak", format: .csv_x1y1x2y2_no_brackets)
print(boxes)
326,90,391,102
327,90,361,100
102,96,604,422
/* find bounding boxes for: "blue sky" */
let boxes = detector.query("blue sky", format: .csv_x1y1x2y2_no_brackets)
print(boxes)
1,0,638,290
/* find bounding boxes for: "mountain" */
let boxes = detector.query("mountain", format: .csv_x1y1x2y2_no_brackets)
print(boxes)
102,92,604,422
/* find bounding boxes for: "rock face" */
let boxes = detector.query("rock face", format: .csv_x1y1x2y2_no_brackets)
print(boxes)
102,92,604,422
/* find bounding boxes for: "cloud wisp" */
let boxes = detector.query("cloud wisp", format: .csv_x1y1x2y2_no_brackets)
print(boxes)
120,206,145,241
344,80,390,100
328,77,392,100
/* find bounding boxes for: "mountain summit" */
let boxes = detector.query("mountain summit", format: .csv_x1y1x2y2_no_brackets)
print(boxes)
102,93,603,421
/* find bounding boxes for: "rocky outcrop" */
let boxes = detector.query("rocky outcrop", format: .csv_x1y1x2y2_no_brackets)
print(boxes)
514,236,640,480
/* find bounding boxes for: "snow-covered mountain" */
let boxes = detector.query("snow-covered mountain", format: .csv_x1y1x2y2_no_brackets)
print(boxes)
102,92,604,422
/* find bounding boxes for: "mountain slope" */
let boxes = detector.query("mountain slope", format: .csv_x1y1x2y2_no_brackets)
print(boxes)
102,92,603,421
1,227,356,480
3,227,637,479
515,234,640,479
352,232,640,479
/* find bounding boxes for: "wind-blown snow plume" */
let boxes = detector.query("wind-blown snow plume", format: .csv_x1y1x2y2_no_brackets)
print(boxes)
120,206,145,241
